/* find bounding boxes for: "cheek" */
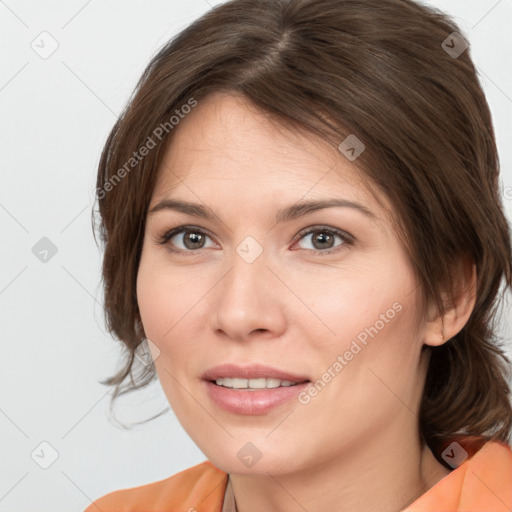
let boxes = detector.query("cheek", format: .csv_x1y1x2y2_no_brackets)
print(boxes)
295,258,422,400
137,242,189,323
294,264,409,349
137,263,163,339
136,250,181,341
136,249,214,361
136,253,199,406
306,274,423,408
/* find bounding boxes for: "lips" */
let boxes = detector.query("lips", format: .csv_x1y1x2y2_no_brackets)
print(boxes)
202,363,310,383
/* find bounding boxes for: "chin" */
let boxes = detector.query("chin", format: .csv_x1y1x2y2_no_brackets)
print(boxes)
206,449,298,476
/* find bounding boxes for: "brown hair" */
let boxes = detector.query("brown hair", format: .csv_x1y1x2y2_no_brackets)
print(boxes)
93,0,512,451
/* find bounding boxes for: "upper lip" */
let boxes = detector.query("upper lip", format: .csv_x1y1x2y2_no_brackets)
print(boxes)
202,363,310,383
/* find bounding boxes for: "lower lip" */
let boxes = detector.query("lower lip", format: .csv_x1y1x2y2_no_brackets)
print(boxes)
204,380,310,415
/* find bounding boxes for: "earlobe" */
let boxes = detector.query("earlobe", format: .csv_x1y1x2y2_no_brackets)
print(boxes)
423,259,477,348
423,304,447,347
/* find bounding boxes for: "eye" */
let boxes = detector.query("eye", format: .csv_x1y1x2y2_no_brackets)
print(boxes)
293,226,354,255
156,224,354,256
156,226,216,254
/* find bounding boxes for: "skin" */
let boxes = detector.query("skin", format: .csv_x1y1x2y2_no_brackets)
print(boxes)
136,91,477,512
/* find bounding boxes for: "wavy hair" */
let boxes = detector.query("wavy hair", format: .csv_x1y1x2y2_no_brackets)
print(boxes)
92,0,512,453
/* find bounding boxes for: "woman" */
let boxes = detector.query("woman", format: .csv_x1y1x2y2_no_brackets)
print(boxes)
86,0,512,510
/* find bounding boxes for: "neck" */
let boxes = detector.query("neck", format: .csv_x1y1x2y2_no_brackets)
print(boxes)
229,423,451,512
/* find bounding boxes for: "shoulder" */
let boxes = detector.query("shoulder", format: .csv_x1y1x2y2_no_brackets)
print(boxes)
407,438,512,511
459,439,512,506
83,460,228,512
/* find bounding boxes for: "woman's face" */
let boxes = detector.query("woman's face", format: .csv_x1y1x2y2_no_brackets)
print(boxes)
137,91,430,475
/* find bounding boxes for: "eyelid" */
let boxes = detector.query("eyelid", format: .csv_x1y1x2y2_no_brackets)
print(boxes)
156,224,355,256
293,224,355,245
155,225,217,248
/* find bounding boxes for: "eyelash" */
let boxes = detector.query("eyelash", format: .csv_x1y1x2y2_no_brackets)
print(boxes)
156,225,354,257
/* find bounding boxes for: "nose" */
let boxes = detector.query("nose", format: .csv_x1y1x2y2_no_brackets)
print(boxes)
210,248,287,342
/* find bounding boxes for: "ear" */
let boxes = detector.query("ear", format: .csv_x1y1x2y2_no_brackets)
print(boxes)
422,255,477,347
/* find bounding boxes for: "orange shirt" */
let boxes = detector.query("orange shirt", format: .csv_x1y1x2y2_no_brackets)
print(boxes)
84,437,512,511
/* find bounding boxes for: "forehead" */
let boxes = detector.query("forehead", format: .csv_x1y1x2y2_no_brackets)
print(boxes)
152,91,392,221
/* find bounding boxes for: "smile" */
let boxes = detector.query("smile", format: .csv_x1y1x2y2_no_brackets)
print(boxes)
214,377,300,389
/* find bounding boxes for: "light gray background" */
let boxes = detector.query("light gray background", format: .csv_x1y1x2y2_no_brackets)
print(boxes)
1,1,511,511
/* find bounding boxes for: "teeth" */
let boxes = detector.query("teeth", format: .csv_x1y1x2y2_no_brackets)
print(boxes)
215,377,298,389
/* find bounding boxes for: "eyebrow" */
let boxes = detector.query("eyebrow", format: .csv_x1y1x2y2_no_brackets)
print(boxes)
148,198,377,223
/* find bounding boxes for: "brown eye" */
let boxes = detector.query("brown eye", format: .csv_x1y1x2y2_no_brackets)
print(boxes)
181,231,207,250
311,231,336,250
294,226,354,255
157,224,354,257
158,226,216,253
